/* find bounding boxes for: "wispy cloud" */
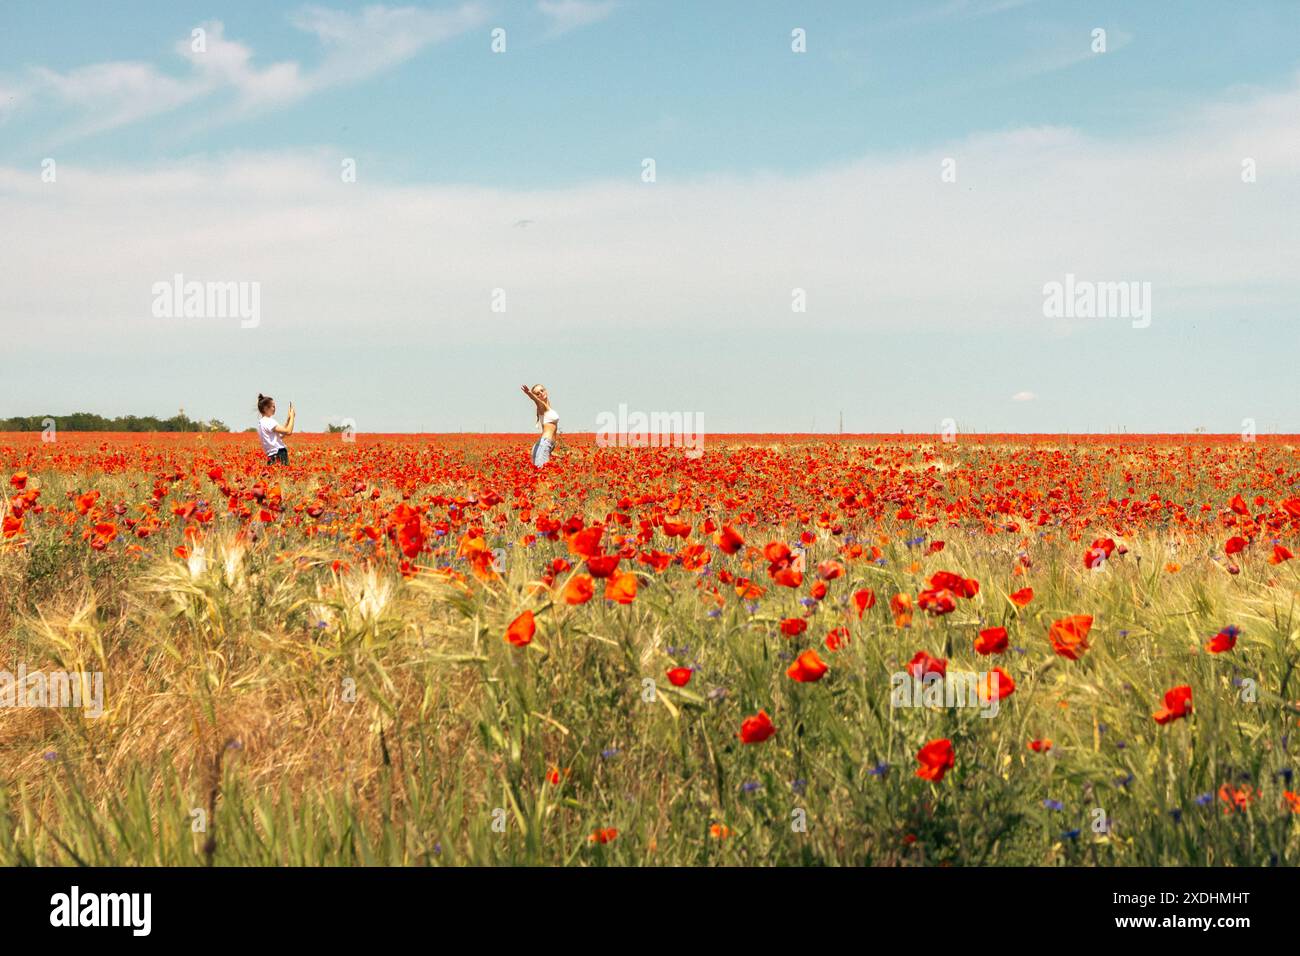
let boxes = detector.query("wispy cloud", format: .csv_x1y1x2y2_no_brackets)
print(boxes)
4,69,1298,347
1009,28,1134,80
4,3,487,144
885,0,1039,30
537,0,619,37
1012,391,1036,402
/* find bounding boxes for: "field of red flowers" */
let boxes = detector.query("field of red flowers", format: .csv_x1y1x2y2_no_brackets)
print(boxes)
1,431,1298,865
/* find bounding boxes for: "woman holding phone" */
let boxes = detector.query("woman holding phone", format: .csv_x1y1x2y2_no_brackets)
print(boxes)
256,393,295,465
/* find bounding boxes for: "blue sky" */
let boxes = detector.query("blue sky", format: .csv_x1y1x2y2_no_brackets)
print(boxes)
1,0,1298,433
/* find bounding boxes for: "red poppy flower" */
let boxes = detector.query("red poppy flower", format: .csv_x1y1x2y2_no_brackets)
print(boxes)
1152,685,1192,725
562,574,595,605
1048,615,1093,660
917,588,957,615
569,526,604,558
1008,587,1034,607
824,627,850,651
666,666,692,687
890,593,913,627
974,626,1008,655
852,588,876,617
817,559,844,580
786,649,828,683
737,710,776,744
928,570,979,598
505,610,535,647
907,651,947,680
772,568,803,588
915,738,954,781
604,571,637,604
779,618,808,637
586,554,621,578
1083,538,1116,569
978,667,1015,702
1205,625,1238,654
715,525,744,555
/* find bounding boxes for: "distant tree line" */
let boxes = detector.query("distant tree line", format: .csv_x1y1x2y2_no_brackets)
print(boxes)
0,412,229,432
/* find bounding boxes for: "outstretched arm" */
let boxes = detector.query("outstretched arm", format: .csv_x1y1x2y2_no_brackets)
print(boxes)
521,385,546,414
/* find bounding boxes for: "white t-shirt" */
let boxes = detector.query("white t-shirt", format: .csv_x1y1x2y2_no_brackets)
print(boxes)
258,416,286,455
539,408,559,432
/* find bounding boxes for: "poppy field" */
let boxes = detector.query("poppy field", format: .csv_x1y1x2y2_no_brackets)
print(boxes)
1,431,1299,866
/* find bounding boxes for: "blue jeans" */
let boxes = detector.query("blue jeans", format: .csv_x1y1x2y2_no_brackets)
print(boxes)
531,436,554,468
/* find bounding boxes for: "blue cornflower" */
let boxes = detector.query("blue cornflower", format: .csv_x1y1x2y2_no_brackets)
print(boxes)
1195,792,1214,807
600,747,620,759
741,781,762,794
1169,808,1183,823
1061,829,1081,840
1043,799,1064,811
791,779,807,795
867,761,889,777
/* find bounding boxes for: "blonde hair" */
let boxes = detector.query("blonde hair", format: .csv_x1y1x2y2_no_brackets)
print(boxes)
533,384,547,428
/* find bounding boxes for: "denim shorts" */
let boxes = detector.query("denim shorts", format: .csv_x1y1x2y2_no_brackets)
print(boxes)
531,436,554,468
267,447,288,466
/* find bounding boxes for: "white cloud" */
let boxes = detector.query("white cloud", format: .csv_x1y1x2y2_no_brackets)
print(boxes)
537,0,618,37
284,4,488,97
1011,29,1135,80
1012,391,1036,402
2,72,1298,345
28,61,207,141
2,4,487,142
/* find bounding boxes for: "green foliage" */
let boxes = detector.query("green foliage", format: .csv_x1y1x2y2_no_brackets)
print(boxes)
0,412,227,432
